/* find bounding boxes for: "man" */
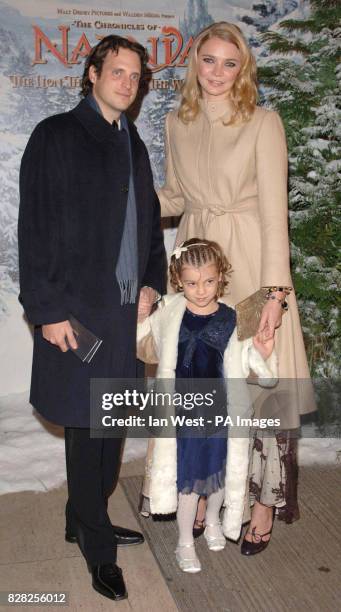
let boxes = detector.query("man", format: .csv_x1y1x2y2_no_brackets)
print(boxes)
18,35,166,602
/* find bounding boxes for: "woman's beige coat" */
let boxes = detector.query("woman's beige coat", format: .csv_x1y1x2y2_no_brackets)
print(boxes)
158,99,315,424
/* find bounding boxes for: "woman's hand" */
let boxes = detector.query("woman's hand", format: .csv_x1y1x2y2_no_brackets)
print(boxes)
257,298,283,342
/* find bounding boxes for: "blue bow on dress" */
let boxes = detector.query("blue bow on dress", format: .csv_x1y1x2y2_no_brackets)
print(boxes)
179,305,236,369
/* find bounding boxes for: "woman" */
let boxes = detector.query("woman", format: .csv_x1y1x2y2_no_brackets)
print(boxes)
141,21,315,554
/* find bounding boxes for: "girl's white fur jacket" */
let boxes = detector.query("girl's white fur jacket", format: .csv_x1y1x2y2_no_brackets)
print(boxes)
137,293,278,541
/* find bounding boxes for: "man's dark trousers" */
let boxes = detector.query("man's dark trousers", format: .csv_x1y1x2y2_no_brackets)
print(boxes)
65,428,124,566
62,301,139,568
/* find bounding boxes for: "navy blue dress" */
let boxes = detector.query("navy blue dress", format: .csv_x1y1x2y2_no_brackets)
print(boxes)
176,303,236,496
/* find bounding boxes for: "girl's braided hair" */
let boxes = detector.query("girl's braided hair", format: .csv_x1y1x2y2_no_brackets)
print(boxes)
169,238,232,298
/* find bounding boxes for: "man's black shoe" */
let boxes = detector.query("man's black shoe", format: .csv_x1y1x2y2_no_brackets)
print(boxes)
111,525,144,546
91,564,127,601
65,526,144,547
65,532,77,544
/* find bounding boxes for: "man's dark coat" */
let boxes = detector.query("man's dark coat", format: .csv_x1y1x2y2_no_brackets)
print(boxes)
18,99,166,427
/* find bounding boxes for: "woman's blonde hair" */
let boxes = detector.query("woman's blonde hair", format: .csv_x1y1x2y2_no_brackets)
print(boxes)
169,238,232,298
179,22,257,125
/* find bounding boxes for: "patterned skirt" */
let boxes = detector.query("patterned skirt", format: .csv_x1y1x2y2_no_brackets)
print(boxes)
248,430,300,523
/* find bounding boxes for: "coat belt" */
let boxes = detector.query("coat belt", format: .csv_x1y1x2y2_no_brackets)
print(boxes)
183,197,258,232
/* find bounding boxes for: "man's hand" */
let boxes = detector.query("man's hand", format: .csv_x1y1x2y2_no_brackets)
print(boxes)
42,320,78,352
137,287,158,323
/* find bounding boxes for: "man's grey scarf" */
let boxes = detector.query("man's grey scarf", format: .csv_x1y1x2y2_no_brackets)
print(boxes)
86,94,138,305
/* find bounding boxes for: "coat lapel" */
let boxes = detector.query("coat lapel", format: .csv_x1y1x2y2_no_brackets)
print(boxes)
72,98,118,143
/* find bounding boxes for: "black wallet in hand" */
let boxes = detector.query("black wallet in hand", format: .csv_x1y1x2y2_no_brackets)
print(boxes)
67,315,103,363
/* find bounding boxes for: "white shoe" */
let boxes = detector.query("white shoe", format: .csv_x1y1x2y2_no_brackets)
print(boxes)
204,523,226,552
175,543,201,573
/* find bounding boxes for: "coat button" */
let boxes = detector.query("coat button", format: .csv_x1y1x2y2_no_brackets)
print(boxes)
121,185,129,193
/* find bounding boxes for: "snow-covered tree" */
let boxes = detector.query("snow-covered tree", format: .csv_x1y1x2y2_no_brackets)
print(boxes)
180,0,213,39
258,0,341,376
240,0,302,52
249,0,299,31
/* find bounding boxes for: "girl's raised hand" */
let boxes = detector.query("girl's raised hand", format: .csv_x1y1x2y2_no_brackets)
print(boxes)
137,286,157,322
252,333,274,361
257,299,283,342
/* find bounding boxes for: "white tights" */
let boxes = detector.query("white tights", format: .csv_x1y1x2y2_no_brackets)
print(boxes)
177,488,225,546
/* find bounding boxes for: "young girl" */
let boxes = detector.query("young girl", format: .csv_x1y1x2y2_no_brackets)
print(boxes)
137,239,277,573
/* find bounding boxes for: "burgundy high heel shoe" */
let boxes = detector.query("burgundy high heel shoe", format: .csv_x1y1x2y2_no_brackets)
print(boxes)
241,525,273,556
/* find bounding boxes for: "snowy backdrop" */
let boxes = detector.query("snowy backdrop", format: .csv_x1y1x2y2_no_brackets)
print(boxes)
0,0,340,494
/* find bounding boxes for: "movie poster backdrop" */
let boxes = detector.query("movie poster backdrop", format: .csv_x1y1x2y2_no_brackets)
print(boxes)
0,0,306,393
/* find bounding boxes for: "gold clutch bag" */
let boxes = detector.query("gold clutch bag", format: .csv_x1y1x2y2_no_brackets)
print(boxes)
235,288,268,341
